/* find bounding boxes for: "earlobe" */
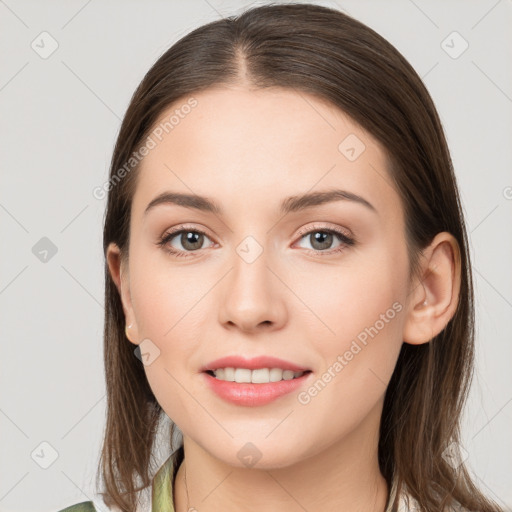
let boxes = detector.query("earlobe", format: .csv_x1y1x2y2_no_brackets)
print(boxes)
125,323,135,343
402,232,461,345
106,242,140,345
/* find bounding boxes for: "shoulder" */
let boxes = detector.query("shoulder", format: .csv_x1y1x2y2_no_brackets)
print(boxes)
56,501,97,512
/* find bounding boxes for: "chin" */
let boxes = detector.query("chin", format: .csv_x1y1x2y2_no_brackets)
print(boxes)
196,436,307,471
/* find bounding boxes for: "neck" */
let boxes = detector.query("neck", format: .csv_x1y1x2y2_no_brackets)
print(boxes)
173,400,390,512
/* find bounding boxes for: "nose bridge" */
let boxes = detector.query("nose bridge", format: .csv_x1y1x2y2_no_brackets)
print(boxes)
219,233,286,331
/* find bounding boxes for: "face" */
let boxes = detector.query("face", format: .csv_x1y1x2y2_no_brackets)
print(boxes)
110,86,413,469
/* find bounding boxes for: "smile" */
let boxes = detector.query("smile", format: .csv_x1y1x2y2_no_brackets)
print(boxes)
202,369,313,407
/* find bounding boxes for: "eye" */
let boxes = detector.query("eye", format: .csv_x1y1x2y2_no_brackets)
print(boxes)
294,224,355,255
157,225,215,257
157,223,356,258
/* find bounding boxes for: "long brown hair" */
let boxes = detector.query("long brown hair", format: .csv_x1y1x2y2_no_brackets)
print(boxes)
97,3,502,511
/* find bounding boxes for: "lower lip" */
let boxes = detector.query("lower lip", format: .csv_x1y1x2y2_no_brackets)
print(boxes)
202,371,312,407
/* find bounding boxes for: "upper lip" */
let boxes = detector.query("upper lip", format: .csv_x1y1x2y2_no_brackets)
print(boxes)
201,355,311,373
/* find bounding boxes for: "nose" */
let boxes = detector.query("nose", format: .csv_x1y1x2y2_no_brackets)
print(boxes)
218,249,288,334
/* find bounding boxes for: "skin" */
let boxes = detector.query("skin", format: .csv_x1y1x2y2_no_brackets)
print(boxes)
107,85,461,512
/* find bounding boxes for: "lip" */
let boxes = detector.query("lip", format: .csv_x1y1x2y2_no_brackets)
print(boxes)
200,355,311,373
202,371,313,407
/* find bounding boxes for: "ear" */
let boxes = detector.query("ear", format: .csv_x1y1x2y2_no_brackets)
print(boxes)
402,232,461,345
106,242,140,346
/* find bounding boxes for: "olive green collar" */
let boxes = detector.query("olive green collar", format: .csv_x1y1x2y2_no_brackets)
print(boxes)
151,450,180,512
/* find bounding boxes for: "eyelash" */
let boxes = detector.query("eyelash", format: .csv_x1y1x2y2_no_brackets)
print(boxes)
157,223,356,258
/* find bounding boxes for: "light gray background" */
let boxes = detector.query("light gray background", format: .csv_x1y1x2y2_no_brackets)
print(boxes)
1,0,511,510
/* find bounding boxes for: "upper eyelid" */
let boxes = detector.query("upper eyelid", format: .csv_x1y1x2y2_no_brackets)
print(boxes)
164,222,347,235
296,222,352,237
164,224,213,240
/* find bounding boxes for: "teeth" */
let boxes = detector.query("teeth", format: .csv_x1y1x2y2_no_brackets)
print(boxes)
211,367,305,383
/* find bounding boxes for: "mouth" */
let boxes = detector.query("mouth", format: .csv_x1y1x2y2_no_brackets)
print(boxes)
200,355,313,406
202,368,314,407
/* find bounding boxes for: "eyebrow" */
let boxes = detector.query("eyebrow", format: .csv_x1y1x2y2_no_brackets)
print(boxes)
143,189,377,217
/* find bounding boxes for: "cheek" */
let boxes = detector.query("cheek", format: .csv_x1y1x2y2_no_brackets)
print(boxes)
129,262,208,422
129,245,205,338
297,243,406,394
299,245,405,339
292,269,404,444
128,251,213,377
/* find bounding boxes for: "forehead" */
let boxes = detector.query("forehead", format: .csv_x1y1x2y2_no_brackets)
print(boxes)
132,86,401,223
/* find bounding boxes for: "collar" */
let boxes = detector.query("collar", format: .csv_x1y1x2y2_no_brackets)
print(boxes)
151,450,179,512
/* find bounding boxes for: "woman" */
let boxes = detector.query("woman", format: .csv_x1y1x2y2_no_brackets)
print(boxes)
58,3,503,511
